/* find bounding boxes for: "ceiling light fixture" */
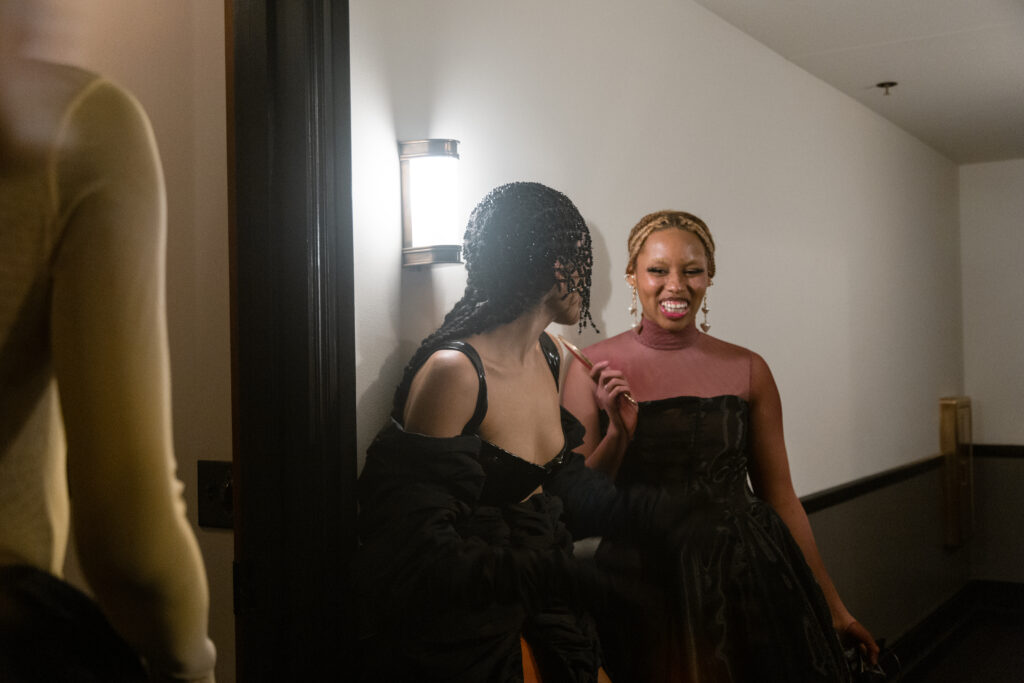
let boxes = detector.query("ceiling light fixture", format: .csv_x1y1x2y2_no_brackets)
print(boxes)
876,81,898,96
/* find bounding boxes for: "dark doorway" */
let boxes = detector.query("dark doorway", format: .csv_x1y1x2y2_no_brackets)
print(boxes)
227,1,357,679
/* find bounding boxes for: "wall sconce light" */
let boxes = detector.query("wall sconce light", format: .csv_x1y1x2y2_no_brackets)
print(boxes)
399,139,462,267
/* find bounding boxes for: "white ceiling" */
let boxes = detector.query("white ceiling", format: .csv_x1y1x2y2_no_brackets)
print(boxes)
691,0,1024,164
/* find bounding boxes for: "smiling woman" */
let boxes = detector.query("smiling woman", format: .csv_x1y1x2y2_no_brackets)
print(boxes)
562,209,879,683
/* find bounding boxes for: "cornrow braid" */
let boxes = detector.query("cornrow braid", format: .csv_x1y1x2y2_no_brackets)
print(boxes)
392,182,595,419
625,210,716,278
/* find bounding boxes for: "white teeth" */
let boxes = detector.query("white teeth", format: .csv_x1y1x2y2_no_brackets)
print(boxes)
661,300,689,312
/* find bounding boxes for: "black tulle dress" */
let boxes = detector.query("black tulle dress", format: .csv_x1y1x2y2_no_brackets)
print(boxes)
595,394,851,683
355,334,669,682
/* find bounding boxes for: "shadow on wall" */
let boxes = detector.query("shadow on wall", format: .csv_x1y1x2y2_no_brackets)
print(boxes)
356,343,415,473
356,260,468,470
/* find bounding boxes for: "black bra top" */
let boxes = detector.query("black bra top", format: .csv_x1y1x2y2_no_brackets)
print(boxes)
408,332,568,505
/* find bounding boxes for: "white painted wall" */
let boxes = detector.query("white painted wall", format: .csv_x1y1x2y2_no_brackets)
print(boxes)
351,0,964,494
960,159,1024,445
959,159,1024,584
33,2,236,681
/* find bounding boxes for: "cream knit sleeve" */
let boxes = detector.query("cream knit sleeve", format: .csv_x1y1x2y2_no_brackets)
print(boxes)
48,77,216,683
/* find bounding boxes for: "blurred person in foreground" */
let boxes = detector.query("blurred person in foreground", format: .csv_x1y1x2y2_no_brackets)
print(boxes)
0,2,216,680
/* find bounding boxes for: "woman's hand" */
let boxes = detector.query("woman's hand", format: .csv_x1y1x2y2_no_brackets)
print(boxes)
838,617,880,666
590,360,638,439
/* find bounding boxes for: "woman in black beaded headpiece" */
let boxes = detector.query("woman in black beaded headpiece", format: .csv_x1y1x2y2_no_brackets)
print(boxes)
355,182,638,682
392,181,596,419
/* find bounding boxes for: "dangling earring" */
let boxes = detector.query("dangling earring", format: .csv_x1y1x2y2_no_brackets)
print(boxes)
700,280,712,333
626,275,640,327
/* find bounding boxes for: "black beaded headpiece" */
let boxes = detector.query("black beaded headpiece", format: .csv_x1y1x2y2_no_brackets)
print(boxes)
462,182,594,328
393,181,595,418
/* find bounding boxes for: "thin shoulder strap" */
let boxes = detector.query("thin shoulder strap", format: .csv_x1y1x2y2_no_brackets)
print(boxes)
436,340,488,436
538,332,561,389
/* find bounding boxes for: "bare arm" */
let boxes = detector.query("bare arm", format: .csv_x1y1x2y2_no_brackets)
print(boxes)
745,353,879,663
561,357,635,477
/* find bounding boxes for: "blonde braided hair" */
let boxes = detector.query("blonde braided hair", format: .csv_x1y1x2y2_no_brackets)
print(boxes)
625,210,716,278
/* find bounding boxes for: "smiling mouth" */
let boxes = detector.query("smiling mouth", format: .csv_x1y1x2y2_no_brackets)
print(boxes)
659,300,689,319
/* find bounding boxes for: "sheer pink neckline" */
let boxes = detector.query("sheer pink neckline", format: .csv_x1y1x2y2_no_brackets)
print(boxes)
634,319,700,350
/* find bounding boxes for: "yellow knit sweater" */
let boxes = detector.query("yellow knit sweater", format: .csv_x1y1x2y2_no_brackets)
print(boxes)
0,58,216,682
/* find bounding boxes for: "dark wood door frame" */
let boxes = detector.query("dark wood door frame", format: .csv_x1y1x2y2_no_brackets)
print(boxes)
227,1,356,678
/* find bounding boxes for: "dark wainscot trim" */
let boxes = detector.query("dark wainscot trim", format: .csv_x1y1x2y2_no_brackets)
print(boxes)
800,456,943,515
974,444,1024,459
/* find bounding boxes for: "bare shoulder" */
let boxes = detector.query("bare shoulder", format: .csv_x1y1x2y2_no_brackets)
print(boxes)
408,349,480,405
404,348,481,437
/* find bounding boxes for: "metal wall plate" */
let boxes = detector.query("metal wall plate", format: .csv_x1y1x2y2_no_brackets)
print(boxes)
197,460,233,530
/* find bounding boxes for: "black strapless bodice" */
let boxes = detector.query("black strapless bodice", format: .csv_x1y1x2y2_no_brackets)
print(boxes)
618,394,751,505
595,393,851,683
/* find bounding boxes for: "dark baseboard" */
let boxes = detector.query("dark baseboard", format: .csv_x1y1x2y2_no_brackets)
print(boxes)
975,444,1024,459
890,580,1024,681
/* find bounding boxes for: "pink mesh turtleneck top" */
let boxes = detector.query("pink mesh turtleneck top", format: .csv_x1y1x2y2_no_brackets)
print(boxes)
581,320,753,403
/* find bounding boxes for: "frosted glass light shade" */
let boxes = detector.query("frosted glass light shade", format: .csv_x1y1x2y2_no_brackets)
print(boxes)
399,139,461,267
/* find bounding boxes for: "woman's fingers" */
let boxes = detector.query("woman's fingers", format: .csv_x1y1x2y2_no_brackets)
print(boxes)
587,365,637,436
603,380,626,397
588,360,615,381
590,363,628,390
594,374,630,401
843,620,879,665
